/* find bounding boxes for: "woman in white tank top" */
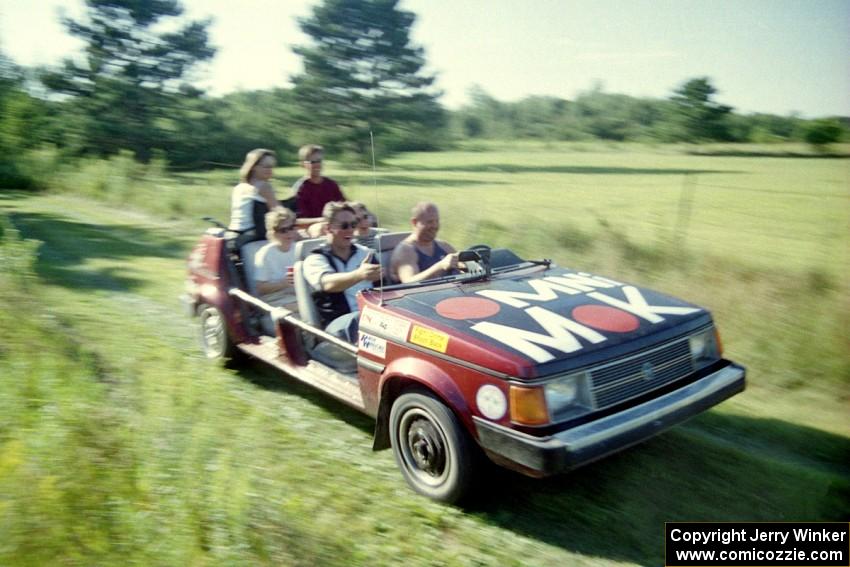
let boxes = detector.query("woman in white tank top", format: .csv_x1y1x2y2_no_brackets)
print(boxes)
228,149,280,239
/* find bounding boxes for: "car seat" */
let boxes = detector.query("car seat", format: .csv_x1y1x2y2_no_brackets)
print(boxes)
374,231,411,283
239,239,268,295
292,237,326,330
354,227,388,251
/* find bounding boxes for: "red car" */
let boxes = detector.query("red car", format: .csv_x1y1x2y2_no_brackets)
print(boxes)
182,221,745,503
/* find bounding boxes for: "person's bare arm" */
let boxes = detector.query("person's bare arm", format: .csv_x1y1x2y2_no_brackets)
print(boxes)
439,240,468,272
295,216,325,227
390,242,417,283
256,181,278,211
256,276,292,295
393,242,458,284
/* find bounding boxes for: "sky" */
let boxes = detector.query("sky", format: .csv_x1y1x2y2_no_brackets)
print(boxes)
0,0,848,117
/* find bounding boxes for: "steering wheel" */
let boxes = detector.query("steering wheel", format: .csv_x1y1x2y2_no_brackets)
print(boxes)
461,244,491,276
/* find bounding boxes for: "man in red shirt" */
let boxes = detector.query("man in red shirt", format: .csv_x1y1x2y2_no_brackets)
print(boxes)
292,144,346,229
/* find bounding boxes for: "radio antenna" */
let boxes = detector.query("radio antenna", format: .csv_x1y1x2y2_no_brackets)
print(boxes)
370,130,378,199
371,130,385,305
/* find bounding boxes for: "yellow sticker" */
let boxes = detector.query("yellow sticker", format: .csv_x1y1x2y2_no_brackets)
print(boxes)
410,325,449,353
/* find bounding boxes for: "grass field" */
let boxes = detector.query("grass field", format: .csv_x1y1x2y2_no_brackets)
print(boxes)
1,142,848,566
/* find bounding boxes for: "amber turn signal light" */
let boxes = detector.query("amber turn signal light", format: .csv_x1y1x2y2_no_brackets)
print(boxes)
509,385,549,426
714,328,724,357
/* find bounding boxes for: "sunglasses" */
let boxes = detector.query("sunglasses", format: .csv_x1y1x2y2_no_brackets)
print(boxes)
275,224,296,233
333,221,357,230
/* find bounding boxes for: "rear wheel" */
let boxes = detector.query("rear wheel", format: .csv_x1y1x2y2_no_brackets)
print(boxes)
389,390,478,503
199,304,238,361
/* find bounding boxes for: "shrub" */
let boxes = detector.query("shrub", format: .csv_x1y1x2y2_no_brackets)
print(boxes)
803,119,844,150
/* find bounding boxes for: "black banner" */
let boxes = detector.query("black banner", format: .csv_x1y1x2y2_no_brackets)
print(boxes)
665,522,849,566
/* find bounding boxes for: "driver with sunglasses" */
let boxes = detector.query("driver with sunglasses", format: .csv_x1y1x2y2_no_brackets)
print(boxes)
303,202,383,343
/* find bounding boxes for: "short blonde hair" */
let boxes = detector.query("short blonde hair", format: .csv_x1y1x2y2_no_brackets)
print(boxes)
264,207,296,233
239,148,276,183
298,144,324,162
322,201,355,223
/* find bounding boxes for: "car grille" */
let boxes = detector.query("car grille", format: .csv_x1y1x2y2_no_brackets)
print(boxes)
590,337,695,409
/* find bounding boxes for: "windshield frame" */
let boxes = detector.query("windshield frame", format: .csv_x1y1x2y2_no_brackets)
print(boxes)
376,247,547,293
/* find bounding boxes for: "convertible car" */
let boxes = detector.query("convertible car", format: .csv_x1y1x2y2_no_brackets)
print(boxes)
182,221,745,503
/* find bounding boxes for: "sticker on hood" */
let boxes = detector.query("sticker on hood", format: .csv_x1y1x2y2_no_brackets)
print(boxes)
470,274,700,363
410,325,449,353
360,308,411,341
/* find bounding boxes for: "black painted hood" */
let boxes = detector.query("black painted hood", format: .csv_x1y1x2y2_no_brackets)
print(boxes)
380,266,712,375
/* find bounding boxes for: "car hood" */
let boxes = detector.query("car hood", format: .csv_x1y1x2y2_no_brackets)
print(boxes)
374,267,712,377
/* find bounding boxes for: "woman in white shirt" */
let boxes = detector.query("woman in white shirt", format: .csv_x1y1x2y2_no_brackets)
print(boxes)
229,148,280,243
254,207,298,309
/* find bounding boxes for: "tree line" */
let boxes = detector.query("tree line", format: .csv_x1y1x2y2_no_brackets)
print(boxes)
1,0,847,189
453,81,847,147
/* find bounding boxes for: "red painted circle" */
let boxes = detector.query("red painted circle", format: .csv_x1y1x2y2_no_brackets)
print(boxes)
572,305,640,333
436,297,501,320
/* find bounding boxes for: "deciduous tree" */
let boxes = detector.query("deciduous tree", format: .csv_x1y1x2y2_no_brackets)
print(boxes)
668,77,732,142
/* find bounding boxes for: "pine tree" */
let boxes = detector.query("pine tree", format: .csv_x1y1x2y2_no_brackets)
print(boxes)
290,0,444,160
41,0,215,160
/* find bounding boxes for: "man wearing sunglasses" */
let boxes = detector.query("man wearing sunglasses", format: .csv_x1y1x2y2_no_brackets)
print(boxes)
303,202,383,343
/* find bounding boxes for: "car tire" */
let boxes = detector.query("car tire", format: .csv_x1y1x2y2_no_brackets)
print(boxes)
389,390,478,504
198,304,238,361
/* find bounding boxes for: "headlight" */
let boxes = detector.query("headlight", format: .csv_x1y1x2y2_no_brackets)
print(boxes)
544,372,593,422
689,328,720,370
547,379,578,406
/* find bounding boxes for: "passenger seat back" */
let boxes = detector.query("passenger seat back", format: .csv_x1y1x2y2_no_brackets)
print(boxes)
240,239,268,295
375,231,411,278
292,237,327,329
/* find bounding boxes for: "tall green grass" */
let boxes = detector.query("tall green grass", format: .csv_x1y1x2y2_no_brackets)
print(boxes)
27,141,850,396
22,141,850,393
1,198,847,565
2,143,847,565
31,141,849,277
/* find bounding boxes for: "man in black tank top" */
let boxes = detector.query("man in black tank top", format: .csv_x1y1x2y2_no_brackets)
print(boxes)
390,202,459,284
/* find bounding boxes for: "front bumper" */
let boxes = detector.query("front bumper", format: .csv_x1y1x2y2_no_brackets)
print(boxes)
473,361,746,476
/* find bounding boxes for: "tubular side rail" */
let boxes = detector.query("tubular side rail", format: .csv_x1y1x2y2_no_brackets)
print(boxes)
229,288,359,355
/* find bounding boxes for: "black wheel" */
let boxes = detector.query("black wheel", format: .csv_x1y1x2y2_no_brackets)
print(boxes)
389,390,478,503
198,304,238,361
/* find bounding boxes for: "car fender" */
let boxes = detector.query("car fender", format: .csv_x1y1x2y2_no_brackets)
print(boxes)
372,356,471,451
196,282,228,312
197,284,249,344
